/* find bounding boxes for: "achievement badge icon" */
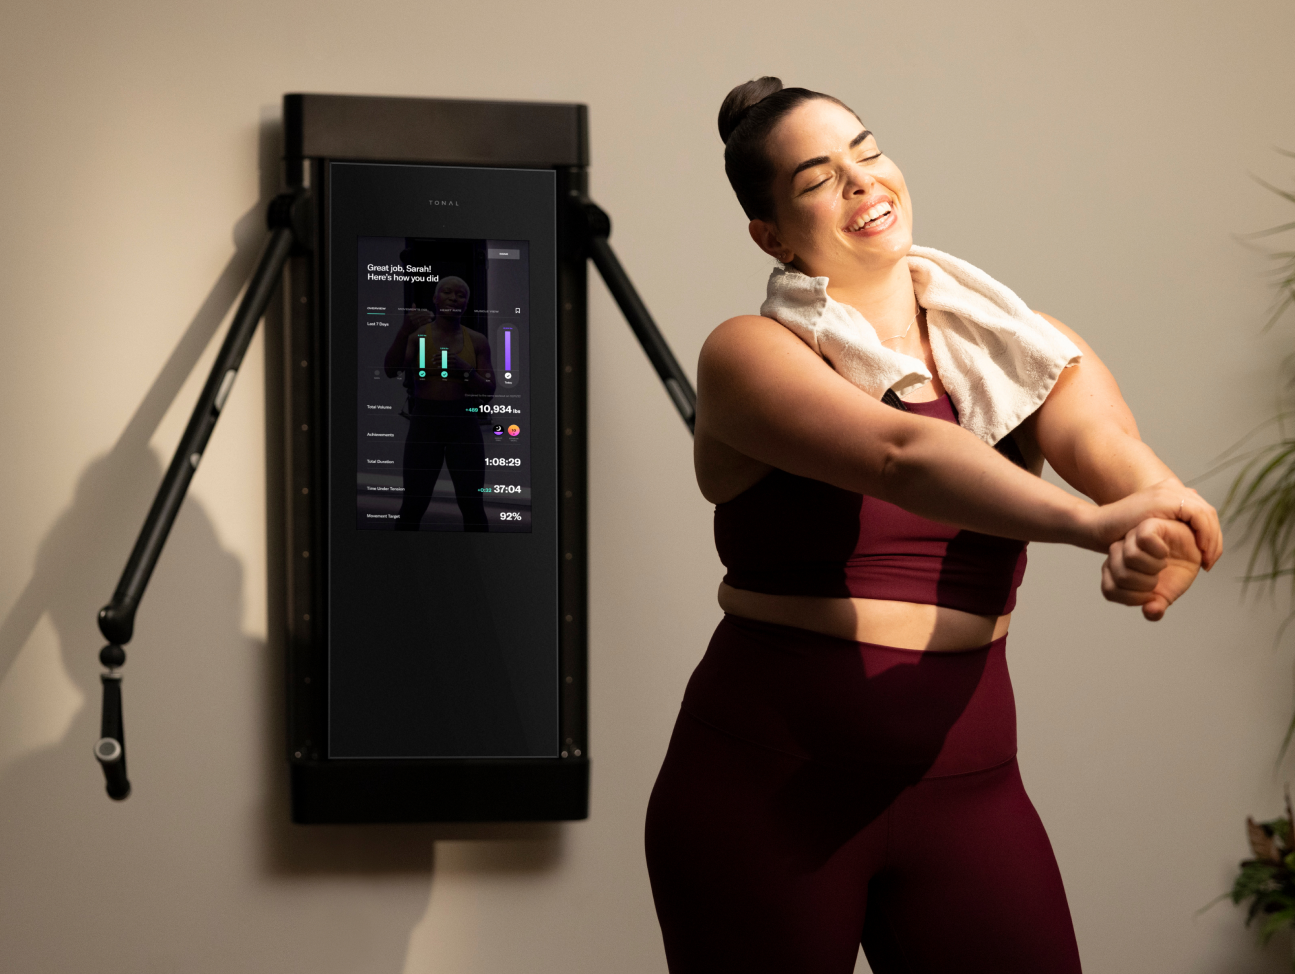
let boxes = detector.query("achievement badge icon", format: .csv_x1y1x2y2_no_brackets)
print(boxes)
508,424,520,437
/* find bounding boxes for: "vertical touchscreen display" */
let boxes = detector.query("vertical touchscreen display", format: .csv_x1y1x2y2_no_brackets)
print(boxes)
356,236,531,533
327,162,558,760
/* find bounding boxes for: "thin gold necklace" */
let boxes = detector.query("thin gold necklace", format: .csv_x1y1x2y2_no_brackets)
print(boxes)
879,306,921,345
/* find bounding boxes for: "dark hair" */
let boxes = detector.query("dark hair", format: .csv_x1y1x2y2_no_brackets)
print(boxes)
718,77,857,221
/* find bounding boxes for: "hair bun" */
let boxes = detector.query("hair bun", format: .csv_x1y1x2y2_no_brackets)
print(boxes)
718,77,784,144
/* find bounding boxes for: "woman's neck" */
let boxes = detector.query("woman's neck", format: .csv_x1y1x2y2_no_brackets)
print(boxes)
821,257,917,336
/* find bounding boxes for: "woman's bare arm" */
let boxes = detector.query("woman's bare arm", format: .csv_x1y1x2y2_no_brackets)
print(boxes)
1024,315,1176,501
1022,314,1218,616
696,314,1220,566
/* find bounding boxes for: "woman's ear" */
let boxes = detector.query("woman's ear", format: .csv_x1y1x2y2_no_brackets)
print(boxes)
748,219,793,263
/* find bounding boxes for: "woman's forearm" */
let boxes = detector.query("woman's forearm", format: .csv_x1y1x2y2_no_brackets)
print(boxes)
870,417,1212,560
873,417,1100,549
865,414,1219,568
1062,425,1177,504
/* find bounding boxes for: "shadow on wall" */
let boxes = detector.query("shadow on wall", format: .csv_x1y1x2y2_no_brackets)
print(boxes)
0,113,563,974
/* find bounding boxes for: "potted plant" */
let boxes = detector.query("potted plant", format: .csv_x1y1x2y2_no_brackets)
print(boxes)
1230,793,1295,958
1222,153,1295,967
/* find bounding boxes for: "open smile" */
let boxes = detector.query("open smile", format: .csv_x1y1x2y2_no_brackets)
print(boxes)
843,196,897,236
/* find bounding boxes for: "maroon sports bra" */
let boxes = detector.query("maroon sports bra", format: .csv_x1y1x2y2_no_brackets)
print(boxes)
714,395,1028,616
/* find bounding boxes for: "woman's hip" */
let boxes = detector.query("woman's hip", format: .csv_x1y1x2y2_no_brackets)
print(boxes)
679,614,1017,779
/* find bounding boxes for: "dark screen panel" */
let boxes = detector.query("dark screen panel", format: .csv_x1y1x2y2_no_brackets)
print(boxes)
327,163,558,759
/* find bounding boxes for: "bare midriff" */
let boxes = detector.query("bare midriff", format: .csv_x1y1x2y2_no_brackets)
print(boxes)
718,582,1010,652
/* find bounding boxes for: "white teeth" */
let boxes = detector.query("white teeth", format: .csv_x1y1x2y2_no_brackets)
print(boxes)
847,202,893,232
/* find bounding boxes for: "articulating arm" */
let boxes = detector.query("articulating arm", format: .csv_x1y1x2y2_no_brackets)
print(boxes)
92,189,312,801
578,198,697,432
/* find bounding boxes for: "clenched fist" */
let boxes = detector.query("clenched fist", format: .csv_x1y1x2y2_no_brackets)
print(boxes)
1100,517,1202,621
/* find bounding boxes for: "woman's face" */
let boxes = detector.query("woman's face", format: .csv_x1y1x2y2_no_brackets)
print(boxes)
434,278,470,316
752,98,913,282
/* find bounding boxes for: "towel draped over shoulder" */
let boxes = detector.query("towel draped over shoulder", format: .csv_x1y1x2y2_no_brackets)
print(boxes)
759,245,1082,446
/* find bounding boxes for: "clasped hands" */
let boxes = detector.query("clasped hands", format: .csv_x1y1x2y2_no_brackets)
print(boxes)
1096,482,1221,622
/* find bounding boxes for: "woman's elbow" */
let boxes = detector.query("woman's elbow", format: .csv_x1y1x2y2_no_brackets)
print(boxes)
866,417,966,500
854,427,919,502
876,438,917,499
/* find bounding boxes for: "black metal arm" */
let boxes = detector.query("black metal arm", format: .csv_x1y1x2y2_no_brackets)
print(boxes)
580,198,696,432
92,189,311,800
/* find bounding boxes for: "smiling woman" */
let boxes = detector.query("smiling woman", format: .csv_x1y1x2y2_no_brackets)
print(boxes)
642,77,1223,974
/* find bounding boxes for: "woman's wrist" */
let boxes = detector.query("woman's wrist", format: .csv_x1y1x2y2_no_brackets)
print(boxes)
1059,495,1105,553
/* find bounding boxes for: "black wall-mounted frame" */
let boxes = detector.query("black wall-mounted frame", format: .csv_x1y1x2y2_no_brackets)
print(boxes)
285,94,591,822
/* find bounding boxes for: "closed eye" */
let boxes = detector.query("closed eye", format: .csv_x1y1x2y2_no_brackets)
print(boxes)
799,152,883,195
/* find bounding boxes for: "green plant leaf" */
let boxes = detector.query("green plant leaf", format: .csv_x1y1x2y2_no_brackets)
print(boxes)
1260,906,1295,944
1234,861,1282,904
1248,221,1295,239
1266,818,1293,843
1220,152,1295,754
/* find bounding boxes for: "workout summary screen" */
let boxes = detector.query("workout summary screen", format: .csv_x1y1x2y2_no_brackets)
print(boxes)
355,236,532,533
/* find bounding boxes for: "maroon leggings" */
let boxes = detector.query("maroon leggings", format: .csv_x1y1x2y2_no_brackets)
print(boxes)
645,616,1081,974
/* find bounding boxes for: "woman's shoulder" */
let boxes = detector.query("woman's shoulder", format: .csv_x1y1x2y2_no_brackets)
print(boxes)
706,313,783,341
1033,310,1091,353
700,314,812,374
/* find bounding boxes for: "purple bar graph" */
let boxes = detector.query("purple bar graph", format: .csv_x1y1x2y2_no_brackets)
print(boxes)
504,330,512,371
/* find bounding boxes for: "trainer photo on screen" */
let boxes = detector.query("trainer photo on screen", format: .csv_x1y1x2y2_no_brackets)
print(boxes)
385,276,495,532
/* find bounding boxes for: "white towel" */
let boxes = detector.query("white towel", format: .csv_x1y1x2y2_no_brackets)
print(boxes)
759,245,1082,446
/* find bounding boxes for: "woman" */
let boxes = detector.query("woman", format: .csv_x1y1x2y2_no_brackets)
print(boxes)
383,275,495,531
644,78,1221,974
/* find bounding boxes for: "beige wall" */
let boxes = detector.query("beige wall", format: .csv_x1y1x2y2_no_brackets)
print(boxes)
2,1,1295,971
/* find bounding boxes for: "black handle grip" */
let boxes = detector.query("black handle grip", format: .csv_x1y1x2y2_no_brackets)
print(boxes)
96,671,130,800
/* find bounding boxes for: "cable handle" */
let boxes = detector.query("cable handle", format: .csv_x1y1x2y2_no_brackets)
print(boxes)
95,644,130,800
